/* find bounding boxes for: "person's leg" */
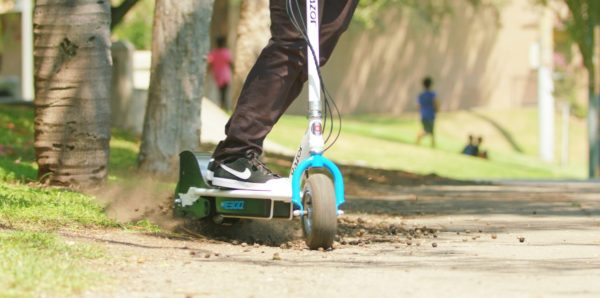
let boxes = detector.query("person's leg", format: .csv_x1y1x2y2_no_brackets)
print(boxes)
213,0,357,162
416,119,427,145
272,0,359,124
416,132,424,145
426,120,435,148
431,121,436,148
319,0,358,66
271,0,359,126
219,85,227,110
212,0,308,162
211,0,357,189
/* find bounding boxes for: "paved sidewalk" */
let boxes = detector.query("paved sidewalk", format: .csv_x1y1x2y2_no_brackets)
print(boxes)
341,182,600,297
85,181,600,297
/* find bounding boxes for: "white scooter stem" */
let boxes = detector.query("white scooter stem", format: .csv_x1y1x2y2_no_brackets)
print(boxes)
306,0,324,154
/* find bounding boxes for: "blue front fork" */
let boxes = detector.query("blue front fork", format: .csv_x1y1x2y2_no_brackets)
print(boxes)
291,153,345,213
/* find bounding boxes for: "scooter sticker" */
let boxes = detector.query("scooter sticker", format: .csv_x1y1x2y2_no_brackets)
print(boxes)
290,145,304,177
311,121,322,136
309,0,318,25
220,200,245,210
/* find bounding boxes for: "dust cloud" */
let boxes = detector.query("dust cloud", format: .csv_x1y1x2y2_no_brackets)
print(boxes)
92,177,181,230
92,177,300,244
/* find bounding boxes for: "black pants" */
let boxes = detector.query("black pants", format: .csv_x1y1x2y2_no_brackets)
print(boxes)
213,0,358,162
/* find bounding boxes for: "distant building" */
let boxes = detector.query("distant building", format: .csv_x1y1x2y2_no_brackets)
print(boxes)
0,0,33,102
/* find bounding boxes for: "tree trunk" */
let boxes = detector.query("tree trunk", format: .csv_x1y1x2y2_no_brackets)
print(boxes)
138,0,214,175
33,0,112,187
230,0,270,108
590,25,600,177
565,0,600,177
210,0,230,45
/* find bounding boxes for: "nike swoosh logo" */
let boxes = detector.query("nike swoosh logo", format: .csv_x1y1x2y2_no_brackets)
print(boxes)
220,164,252,180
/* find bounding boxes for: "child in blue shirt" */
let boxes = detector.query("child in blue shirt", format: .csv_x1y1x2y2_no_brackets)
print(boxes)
416,77,438,147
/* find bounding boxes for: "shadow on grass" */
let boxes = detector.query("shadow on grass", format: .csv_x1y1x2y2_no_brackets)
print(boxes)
350,114,417,125
0,158,37,182
264,152,473,196
469,110,524,153
109,146,139,177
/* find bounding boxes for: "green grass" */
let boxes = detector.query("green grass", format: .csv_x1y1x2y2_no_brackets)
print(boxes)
109,129,142,179
0,105,139,231
0,106,165,234
0,182,117,230
0,105,158,296
0,106,143,182
0,231,105,297
0,106,37,182
0,159,37,182
267,108,587,179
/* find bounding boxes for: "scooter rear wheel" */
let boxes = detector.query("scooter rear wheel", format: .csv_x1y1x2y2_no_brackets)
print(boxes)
302,173,337,250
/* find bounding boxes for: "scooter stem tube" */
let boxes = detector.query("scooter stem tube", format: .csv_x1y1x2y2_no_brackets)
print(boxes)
306,0,324,154
290,0,345,213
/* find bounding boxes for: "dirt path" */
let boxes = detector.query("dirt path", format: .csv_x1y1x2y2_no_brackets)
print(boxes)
73,181,600,298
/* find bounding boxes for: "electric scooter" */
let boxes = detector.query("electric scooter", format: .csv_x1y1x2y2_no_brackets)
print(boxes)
173,0,344,249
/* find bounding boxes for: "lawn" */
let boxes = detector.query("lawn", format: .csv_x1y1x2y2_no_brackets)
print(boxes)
0,231,105,297
267,107,587,179
0,105,157,297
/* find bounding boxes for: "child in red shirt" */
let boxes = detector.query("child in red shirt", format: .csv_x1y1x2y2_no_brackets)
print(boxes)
207,36,232,109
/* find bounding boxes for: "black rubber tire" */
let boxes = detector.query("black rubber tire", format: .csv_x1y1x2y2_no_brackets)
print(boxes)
302,173,337,250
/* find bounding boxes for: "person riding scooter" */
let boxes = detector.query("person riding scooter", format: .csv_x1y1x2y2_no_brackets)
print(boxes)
208,0,358,191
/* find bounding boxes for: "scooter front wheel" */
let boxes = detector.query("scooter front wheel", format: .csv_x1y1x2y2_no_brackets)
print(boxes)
302,173,337,250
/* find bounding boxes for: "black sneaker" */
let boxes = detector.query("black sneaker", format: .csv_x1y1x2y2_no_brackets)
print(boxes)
206,159,215,183
211,151,284,191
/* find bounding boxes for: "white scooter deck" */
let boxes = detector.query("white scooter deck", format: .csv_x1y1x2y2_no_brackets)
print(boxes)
179,184,293,207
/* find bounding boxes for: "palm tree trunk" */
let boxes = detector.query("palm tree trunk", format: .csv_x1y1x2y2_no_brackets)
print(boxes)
138,0,214,175
33,0,112,187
